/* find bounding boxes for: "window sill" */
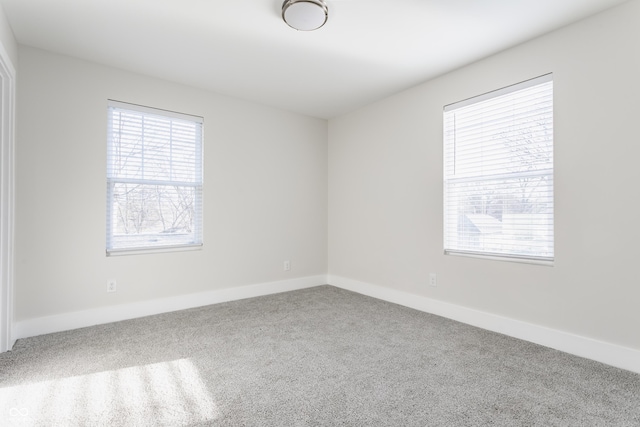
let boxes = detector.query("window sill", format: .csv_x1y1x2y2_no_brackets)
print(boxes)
106,244,203,257
445,250,554,266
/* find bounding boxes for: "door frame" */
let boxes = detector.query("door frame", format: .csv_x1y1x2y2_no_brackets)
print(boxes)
0,39,15,352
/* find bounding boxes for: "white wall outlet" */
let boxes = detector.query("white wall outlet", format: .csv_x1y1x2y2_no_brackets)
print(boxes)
429,273,437,287
284,260,291,271
107,279,117,293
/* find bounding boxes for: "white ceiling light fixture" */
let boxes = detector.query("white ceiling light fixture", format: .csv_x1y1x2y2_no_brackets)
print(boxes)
282,0,328,31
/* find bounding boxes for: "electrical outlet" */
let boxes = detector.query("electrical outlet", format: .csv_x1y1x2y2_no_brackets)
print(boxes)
284,260,291,271
107,279,117,293
429,273,437,287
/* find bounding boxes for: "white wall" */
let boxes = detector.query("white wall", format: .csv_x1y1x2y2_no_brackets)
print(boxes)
329,0,640,351
15,47,327,322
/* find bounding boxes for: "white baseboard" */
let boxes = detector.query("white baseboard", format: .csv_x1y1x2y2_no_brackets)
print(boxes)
13,275,327,341
328,275,640,375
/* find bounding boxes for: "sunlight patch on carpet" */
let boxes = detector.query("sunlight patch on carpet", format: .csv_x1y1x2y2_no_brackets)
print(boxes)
0,358,219,425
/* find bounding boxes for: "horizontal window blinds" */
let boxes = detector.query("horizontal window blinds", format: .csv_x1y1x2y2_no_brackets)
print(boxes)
443,74,553,262
107,101,203,253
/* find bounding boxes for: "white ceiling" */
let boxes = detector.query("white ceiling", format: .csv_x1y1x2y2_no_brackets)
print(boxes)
0,0,630,118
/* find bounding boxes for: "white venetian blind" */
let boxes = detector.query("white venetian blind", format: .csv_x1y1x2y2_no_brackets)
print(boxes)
443,74,554,263
106,100,203,253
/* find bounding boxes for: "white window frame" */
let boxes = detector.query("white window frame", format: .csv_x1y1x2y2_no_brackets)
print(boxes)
443,74,554,265
106,100,203,255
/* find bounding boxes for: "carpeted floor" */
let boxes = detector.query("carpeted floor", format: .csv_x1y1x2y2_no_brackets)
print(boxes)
0,285,639,426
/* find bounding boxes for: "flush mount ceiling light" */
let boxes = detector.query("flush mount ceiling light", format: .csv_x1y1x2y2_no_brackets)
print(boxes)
282,0,328,31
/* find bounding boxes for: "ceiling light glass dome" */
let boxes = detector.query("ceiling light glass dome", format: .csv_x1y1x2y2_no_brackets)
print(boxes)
282,0,328,31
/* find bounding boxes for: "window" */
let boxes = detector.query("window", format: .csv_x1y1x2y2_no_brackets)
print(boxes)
107,101,203,254
443,74,553,263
